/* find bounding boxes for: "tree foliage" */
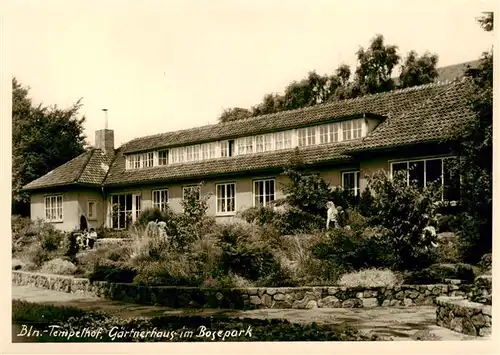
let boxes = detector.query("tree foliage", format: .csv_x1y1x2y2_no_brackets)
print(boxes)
218,34,438,122
399,51,439,88
447,14,493,263
352,34,400,95
12,78,87,215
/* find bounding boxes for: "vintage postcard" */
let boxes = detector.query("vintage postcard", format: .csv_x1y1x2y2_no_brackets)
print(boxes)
1,0,497,354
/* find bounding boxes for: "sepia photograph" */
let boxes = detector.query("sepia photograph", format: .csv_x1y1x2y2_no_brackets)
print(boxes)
2,0,496,353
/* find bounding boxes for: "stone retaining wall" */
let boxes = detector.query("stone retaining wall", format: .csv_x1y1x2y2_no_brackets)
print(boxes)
436,296,492,337
12,271,471,310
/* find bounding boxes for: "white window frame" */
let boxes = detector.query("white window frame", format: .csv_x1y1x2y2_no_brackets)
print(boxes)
158,150,169,166
216,182,236,215
341,171,360,196
253,178,276,207
44,195,63,222
87,199,97,221
264,133,274,152
108,192,141,229
152,189,169,211
255,135,264,153
220,140,229,157
298,128,307,147
143,152,154,168
389,156,456,200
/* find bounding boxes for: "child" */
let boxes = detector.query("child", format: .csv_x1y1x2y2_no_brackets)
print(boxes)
326,201,339,230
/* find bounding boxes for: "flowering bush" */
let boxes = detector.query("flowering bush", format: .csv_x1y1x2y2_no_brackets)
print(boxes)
363,170,441,270
40,258,77,275
337,268,402,288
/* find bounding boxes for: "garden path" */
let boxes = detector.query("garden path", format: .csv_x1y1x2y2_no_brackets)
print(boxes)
12,285,481,341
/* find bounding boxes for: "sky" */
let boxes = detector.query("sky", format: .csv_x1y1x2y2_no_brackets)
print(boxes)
4,0,495,148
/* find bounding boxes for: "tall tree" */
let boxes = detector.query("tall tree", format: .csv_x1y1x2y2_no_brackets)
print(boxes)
326,64,352,101
352,34,400,95
12,78,87,215
399,51,439,88
218,107,252,123
251,93,284,116
447,12,493,263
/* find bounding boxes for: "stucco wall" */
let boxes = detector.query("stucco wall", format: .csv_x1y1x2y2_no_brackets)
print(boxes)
30,192,80,231
121,173,290,223
75,190,106,230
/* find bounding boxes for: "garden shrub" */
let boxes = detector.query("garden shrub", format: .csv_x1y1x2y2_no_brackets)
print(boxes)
337,268,402,288
136,207,176,227
363,170,442,270
214,222,282,282
22,241,51,267
59,232,80,258
478,253,492,273
403,263,480,284
40,258,77,275
12,258,35,271
133,257,201,286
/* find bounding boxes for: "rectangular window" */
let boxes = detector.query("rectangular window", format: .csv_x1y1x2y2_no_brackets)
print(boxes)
192,145,200,161
88,200,96,220
255,135,264,153
307,127,316,145
342,120,352,141
237,138,246,155
158,150,169,166
275,131,284,150
352,119,363,139
253,179,275,207
143,152,154,168
342,171,360,196
298,128,307,147
133,154,141,169
186,145,199,162
244,137,253,154
201,144,209,160
44,195,63,222
110,193,140,229
216,183,236,214
264,133,274,152
390,157,458,200
329,123,339,142
298,127,316,146
319,125,329,144
183,185,201,200
220,141,229,157
170,147,185,164
208,142,216,159
152,189,169,211
283,130,292,149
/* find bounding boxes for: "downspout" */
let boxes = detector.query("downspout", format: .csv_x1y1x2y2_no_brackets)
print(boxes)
101,185,107,229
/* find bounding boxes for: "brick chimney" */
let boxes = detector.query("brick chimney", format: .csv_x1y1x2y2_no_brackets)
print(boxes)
95,109,114,153
95,129,114,153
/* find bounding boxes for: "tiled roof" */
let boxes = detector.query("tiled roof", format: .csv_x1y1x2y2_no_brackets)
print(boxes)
23,78,475,191
347,79,475,153
104,142,354,186
122,81,450,154
22,149,114,191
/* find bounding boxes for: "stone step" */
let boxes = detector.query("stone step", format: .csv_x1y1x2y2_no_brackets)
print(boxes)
435,296,491,337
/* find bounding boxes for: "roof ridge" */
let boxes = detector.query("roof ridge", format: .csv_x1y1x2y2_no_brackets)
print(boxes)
121,81,453,149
